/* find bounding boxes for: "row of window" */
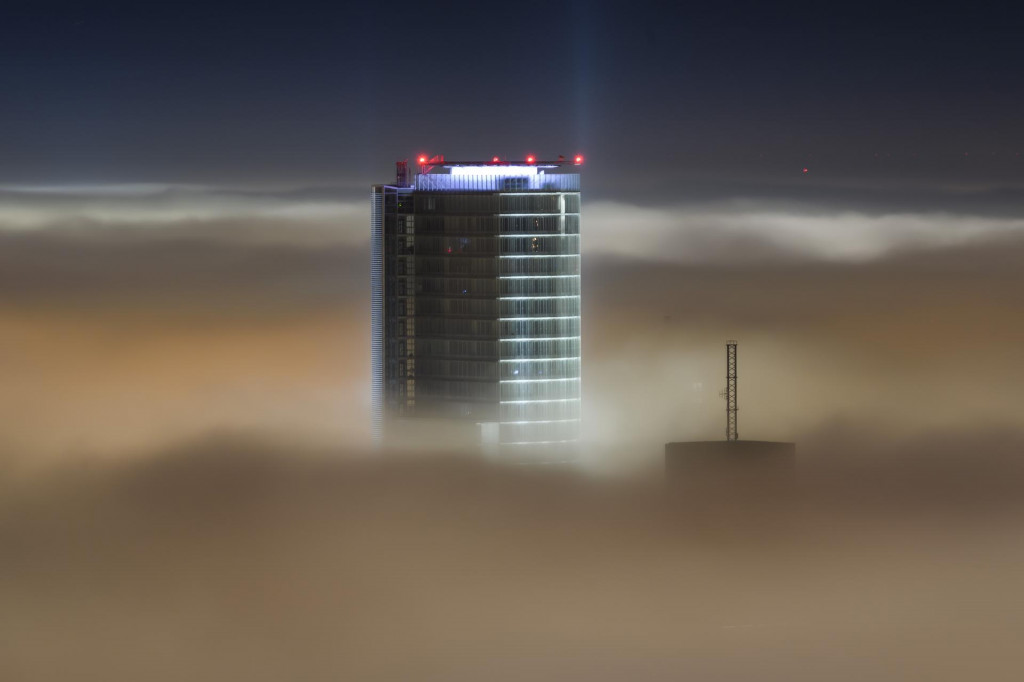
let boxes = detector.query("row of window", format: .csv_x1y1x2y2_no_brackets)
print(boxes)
417,277,498,296
413,401,499,421
500,298,580,317
415,338,498,359
499,215,579,234
393,357,581,381
499,276,580,296
501,358,580,380
383,233,416,254
408,235,578,256
501,317,581,338
501,235,579,255
416,297,497,317
384,317,415,338
416,379,499,401
414,316,580,338
387,257,417,276
415,256,582,277
500,194,580,214
416,359,499,381
412,193,580,215
414,194,498,214
418,257,497,276
389,298,416,317
416,318,497,337
500,379,581,401
414,236,493,255
411,297,581,318
411,215,580,236
412,274,582,297
501,337,580,359
499,256,580,277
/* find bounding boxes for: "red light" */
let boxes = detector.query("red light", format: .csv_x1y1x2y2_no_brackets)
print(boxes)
526,155,536,164
492,156,500,163
574,154,584,165
418,155,428,164
802,167,809,174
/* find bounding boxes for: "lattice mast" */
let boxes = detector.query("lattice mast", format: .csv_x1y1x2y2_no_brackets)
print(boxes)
725,340,738,441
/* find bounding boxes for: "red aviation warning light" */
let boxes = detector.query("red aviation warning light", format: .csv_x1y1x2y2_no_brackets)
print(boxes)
574,154,584,165
491,156,500,163
525,154,536,164
416,154,444,174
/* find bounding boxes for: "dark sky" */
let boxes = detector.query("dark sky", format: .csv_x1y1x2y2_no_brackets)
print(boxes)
4,1,1023,200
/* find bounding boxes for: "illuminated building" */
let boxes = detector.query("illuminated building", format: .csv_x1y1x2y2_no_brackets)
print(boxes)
371,154,583,456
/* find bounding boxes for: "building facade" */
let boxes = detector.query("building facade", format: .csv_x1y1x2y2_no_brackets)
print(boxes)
371,157,582,456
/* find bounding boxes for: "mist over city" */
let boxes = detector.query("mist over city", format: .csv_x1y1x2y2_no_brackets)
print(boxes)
3,2,1024,680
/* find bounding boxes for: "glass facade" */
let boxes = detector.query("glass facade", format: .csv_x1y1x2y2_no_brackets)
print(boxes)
372,165,581,455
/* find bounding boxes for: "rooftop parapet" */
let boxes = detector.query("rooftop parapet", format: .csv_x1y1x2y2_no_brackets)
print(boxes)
414,170,580,192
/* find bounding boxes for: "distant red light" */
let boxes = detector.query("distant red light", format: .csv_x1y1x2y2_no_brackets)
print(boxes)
492,156,500,163
418,155,428,164
526,155,536,164
574,154,584,165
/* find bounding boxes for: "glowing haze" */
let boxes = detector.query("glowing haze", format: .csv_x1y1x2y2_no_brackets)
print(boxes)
3,2,1024,680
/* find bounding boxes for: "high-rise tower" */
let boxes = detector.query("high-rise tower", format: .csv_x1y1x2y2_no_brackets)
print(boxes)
371,155,583,457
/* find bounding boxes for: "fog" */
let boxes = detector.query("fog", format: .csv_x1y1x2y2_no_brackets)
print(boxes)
2,187,1024,679
2,194,1022,469
3,435,1024,681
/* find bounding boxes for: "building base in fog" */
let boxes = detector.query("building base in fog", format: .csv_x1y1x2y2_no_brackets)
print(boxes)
665,440,796,480
381,416,580,463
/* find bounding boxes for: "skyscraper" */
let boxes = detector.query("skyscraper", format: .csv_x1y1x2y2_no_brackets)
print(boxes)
371,155,583,457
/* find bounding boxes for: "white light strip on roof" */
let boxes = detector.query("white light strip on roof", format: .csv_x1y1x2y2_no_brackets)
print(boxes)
499,254,578,259
498,234,576,238
500,378,579,384
500,398,581,404
498,193,574,197
451,165,536,177
499,356,581,362
499,275,578,279
499,295,579,300
497,213,565,217
500,316,580,321
499,419,581,425
501,336,581,342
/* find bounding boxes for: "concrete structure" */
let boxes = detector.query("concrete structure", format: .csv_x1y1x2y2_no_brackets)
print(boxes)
371,155,583,457
665,440,796,480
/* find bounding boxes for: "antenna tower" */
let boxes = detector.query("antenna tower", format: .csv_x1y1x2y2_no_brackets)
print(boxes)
725,340,738,441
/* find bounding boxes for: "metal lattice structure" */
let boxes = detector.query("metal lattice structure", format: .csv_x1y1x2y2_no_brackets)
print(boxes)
725,340,738,441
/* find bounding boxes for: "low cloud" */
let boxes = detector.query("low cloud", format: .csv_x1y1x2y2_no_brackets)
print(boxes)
7,182,1024,265
2,181,1023,679
0,183,366,246
584,199,1024,262
2,432,1024,681
1,191,1023,468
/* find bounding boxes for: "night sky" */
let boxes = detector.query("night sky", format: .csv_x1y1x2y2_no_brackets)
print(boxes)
4,2,1024,202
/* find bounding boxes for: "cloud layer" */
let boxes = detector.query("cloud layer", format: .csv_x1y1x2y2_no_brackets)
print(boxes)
7,181,1024,263
1,189,1023,470
3,434,1024,681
